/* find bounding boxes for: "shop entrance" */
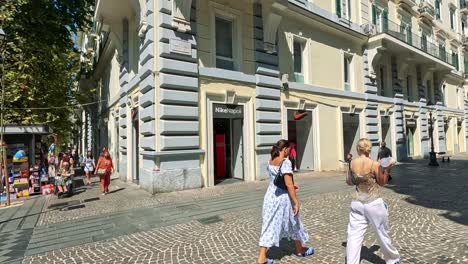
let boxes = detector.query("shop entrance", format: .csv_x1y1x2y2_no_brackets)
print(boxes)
131,109,139,184
406,120,416,157
213,104,244,184
381,116,392,144
342,113,360,159
287,109,314,171
457,121,464,153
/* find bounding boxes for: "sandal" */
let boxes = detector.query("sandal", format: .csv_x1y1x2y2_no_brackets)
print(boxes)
297,247,314,258
259,259,273,264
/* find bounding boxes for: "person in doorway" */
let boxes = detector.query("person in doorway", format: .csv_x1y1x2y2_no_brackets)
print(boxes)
83,151,95,186
56,162,74,198
345,138,400,264
289,142,298,172
94,150,113,195
257,139,313,264
377,141,393,181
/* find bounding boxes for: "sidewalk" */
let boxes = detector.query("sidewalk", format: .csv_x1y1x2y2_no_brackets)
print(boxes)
2,154,468,263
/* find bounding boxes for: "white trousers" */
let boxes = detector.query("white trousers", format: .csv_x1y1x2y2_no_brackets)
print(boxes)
346,198,400,264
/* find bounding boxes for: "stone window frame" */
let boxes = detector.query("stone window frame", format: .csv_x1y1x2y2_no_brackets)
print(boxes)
341,49,356,92
209,2,243,72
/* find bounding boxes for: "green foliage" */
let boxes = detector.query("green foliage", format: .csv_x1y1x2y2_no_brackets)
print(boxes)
0,0,93,145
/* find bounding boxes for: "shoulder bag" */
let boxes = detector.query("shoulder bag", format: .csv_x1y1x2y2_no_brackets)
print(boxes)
346,160,357,185
273,162,287,190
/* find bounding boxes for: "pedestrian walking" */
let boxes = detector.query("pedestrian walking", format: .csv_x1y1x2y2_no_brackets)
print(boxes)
377,141,393,181
257,139,313,264
83,151,95,185
289,142,298,172
345,138,400,264
94,150,113,195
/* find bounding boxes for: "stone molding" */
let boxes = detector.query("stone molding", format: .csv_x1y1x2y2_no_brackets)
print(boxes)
172,0,192,32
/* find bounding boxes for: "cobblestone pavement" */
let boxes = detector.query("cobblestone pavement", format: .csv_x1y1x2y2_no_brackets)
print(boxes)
37,170,340,226
12,155,468,263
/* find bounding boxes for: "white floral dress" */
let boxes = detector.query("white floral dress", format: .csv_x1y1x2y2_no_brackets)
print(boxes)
259,159,309,247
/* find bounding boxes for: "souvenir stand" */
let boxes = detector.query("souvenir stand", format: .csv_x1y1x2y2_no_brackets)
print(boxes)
0,125,53,200
11,150,30,198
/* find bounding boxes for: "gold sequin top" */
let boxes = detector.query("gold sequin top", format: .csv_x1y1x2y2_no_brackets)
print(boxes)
350,162,380,203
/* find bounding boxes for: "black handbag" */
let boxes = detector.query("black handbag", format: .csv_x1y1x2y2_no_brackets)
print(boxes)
273,162,287,190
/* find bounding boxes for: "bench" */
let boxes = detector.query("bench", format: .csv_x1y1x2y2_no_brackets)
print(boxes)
437,152,451,163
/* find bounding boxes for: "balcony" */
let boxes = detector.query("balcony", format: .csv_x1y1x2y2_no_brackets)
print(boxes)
418,0,435,21
463,35,468,48
461,1,468,15
397,0,417,8
365,18,454,72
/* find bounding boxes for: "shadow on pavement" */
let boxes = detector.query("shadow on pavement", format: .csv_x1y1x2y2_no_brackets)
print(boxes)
341,242,385,263
386,157,468,226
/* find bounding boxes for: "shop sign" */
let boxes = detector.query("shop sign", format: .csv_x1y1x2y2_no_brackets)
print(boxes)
406,119,416,127
213,104,243,119
169,38,192,56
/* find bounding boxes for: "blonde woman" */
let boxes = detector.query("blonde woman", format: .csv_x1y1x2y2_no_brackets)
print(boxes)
345,138,400,264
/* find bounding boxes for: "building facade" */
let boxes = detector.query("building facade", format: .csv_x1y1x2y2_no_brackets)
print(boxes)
77,0,468,193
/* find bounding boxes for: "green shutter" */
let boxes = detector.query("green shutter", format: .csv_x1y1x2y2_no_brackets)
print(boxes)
382,10,388,32
407,26,412,45
421,34,427,52
336,0,342,18
372,5,377,25
464,57,468,73
400,24,406,41
439,44,444,61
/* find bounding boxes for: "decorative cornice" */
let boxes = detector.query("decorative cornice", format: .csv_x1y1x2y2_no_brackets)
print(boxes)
261,0,288,53
172,0,192,33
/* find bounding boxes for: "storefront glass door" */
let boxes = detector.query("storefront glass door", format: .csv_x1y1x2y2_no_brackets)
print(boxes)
212,104,244,185
406,127,415,157
342,113,360,160
287,110,314,171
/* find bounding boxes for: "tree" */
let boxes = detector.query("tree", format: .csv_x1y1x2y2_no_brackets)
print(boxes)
0,0,93,145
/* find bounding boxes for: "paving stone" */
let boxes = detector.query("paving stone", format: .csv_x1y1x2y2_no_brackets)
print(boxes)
9,155,468,263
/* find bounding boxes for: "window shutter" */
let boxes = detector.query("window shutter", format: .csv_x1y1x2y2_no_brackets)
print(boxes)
407,26,412,44
336,0,342,18
372,5,377,25
421,33,427,51
464,57,468,73
382,9,388,32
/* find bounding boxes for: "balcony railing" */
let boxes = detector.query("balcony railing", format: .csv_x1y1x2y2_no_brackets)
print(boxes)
463,35,468,47
375,18,449,64
418,0,435,19
420,0,435,8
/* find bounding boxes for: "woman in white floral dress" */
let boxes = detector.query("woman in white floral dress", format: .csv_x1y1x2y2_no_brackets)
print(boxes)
257,139,314,264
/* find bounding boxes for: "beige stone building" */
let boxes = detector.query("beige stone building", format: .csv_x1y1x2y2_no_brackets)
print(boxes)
77,0,468,193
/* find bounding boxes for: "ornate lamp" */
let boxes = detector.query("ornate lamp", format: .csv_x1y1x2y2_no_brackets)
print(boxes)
427,100,439,166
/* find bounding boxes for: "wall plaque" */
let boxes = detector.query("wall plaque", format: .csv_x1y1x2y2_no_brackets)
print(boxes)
169,38,192,56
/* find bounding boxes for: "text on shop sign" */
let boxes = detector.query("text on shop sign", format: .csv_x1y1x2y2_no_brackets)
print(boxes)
213,104,243,118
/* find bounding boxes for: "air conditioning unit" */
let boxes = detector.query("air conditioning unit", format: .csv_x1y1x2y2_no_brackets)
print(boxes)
361,23,377,35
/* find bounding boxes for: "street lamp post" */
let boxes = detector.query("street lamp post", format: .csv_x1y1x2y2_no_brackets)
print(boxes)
427,101,439,166
0,26,10,206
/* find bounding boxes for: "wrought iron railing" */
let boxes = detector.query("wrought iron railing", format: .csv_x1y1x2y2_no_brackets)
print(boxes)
418,5,435,16
375,18,449,63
